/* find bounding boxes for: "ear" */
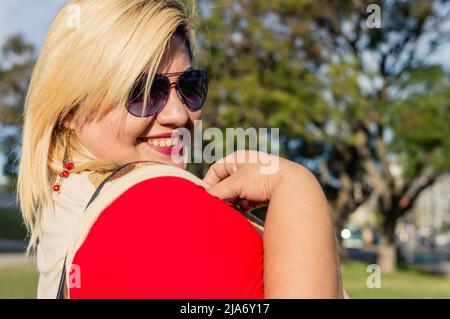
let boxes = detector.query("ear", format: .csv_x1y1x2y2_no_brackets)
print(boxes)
62,110,78,130
63,119,76,130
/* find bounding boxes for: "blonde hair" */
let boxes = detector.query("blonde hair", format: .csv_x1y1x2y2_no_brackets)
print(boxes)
17,0,200,252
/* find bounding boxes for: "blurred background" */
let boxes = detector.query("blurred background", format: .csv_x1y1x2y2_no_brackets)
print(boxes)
0,0,449,298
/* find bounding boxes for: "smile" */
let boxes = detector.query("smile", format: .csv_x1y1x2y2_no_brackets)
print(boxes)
148,136,181,147
138,136,184,156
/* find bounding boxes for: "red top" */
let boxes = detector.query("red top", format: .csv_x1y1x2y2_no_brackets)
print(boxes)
69,176,264,299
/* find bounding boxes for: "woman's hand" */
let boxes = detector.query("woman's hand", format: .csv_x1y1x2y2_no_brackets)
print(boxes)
203,150,344,298
202,150,304,211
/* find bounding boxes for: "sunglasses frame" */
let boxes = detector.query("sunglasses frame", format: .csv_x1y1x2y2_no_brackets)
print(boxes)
126,67,208,117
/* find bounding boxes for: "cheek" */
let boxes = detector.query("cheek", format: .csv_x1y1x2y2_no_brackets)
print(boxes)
74,108,154,161
76,123,113,159
93,113,152,151
123,114,154,141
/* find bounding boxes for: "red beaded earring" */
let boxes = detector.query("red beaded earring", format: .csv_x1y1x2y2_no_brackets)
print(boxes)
53,128,75,193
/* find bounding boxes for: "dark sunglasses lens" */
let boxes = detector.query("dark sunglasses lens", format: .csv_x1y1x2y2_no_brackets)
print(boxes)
127,76,169,117
178,70,208,110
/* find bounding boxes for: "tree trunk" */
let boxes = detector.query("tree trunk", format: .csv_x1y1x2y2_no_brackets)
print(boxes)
378,218,397,273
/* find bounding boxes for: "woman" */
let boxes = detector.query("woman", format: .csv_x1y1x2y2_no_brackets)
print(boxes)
17,0,343,298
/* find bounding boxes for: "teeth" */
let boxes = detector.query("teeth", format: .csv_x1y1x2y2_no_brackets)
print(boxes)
172,137,180,145
147,137,181,147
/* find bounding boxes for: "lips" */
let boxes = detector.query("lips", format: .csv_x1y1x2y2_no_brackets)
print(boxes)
138,132,184,156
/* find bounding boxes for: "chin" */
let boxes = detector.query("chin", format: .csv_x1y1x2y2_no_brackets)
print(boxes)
138,146,188,170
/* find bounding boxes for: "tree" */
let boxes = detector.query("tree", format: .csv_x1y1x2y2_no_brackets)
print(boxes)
197,0,450,272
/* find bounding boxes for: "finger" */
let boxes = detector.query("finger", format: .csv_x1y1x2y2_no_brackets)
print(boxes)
206,174,241,200
202,153,240,186
202,162,227,187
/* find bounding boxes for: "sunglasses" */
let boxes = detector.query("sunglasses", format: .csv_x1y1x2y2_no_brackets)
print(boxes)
126,67,208,117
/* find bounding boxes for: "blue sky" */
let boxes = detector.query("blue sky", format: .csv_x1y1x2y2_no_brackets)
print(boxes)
0,0,67,49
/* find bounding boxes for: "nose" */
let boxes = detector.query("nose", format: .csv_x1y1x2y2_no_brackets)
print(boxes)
156,83,189,127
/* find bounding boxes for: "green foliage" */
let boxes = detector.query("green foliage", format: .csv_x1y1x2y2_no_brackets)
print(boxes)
390,68,450,182
197,1,450,270
198,0,450,188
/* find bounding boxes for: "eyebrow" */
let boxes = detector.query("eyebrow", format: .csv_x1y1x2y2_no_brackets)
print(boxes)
159,66,193,76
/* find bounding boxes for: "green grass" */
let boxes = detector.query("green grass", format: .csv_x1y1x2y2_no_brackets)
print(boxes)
342,260,450,298
0,260,449,298
0,265,38,299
